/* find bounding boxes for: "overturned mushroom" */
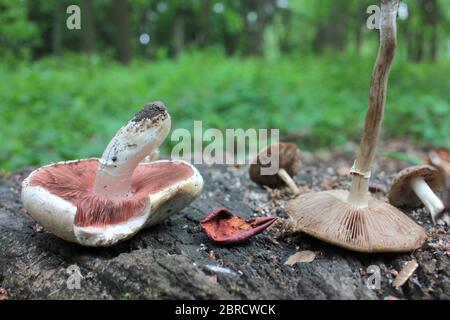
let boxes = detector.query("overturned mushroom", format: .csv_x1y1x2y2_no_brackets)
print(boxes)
389,165,448,225
249,143,301,195
21,102,203,246
286,0,426,253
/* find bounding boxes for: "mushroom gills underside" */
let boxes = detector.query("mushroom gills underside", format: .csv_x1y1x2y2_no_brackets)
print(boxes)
27,159,202,245
286,190,427,253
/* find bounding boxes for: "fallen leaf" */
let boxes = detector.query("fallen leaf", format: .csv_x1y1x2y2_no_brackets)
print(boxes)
285,250,316,266
0,287,8,300
200,208,277,244
392,260,419,288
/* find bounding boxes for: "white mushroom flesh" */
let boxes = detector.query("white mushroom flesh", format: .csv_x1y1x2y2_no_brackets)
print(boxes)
93,106,171,198
411,176,445,224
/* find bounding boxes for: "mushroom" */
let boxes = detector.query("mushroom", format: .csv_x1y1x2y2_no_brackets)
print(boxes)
428,150,450,188
21,102,203,246
286,0,427,253
428,150,450,216
249,143,301,195
389,165,448,225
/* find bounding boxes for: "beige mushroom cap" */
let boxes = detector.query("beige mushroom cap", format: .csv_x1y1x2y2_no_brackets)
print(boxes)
249,143,301,187
286,190,427,253
388,165,444,208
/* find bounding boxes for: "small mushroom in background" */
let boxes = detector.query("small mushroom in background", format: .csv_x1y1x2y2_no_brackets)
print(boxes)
389,165,448,225
200,208,277,244
21,102,203,247
428,150,450,213
428,150,450,188
249,143,301,195
286,0,427,253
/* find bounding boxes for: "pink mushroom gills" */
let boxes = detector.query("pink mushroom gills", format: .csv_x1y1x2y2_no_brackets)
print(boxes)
21,102,203,246
285,0,427,253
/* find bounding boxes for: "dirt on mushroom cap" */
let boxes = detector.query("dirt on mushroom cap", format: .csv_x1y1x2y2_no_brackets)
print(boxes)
132,102,168,123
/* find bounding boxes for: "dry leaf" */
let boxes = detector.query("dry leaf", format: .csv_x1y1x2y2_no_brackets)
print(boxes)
0,287,8,300
285,250,316,266
392,260,418,288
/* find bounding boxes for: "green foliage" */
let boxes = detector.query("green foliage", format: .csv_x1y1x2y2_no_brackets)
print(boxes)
0,52,449,171
0,0,38,61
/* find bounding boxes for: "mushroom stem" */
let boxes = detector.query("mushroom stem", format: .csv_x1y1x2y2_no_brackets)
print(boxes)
277,168,300,195
93,103,170,198
410,177,445,224
348,0,399,206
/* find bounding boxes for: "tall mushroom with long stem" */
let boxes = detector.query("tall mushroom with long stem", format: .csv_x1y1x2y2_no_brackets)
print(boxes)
286,0,426,253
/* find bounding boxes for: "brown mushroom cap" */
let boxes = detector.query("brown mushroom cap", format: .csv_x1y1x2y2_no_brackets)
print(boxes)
249,143,301,187
388,165,444,208
286,190,427,253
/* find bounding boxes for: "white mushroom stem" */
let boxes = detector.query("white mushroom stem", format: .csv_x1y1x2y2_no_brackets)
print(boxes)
277,168,300,195
347,0,398,206
93,104,171,198
410,177,445,224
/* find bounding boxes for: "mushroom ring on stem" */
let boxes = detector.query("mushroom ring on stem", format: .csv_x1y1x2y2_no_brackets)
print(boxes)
249,143,301,195
389,165,448,225
21,102,203,247
286,0,426,253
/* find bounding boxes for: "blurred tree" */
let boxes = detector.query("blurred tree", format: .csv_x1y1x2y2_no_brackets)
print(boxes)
82,0,96,55
0,0,38,60
51,0,62,56
1,0,448,63
113,0,132,63
199,0,210,47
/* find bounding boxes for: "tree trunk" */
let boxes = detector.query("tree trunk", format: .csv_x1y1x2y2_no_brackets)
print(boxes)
52,1,63,57
199,0,210,48
173,10,185,58
244,0,265,56
82,0,96,55
430,25,437,61
354,3,365,55
312,3,348,54
113,0,132,64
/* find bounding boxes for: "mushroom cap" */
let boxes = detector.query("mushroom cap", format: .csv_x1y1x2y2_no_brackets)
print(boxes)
249,143,301,187
388,165,444,208
286,190,427,253
428,150,450,188
21,158,203,246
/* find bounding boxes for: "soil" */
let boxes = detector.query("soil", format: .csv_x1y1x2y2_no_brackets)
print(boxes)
0,141,448,300
133,102,167,123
